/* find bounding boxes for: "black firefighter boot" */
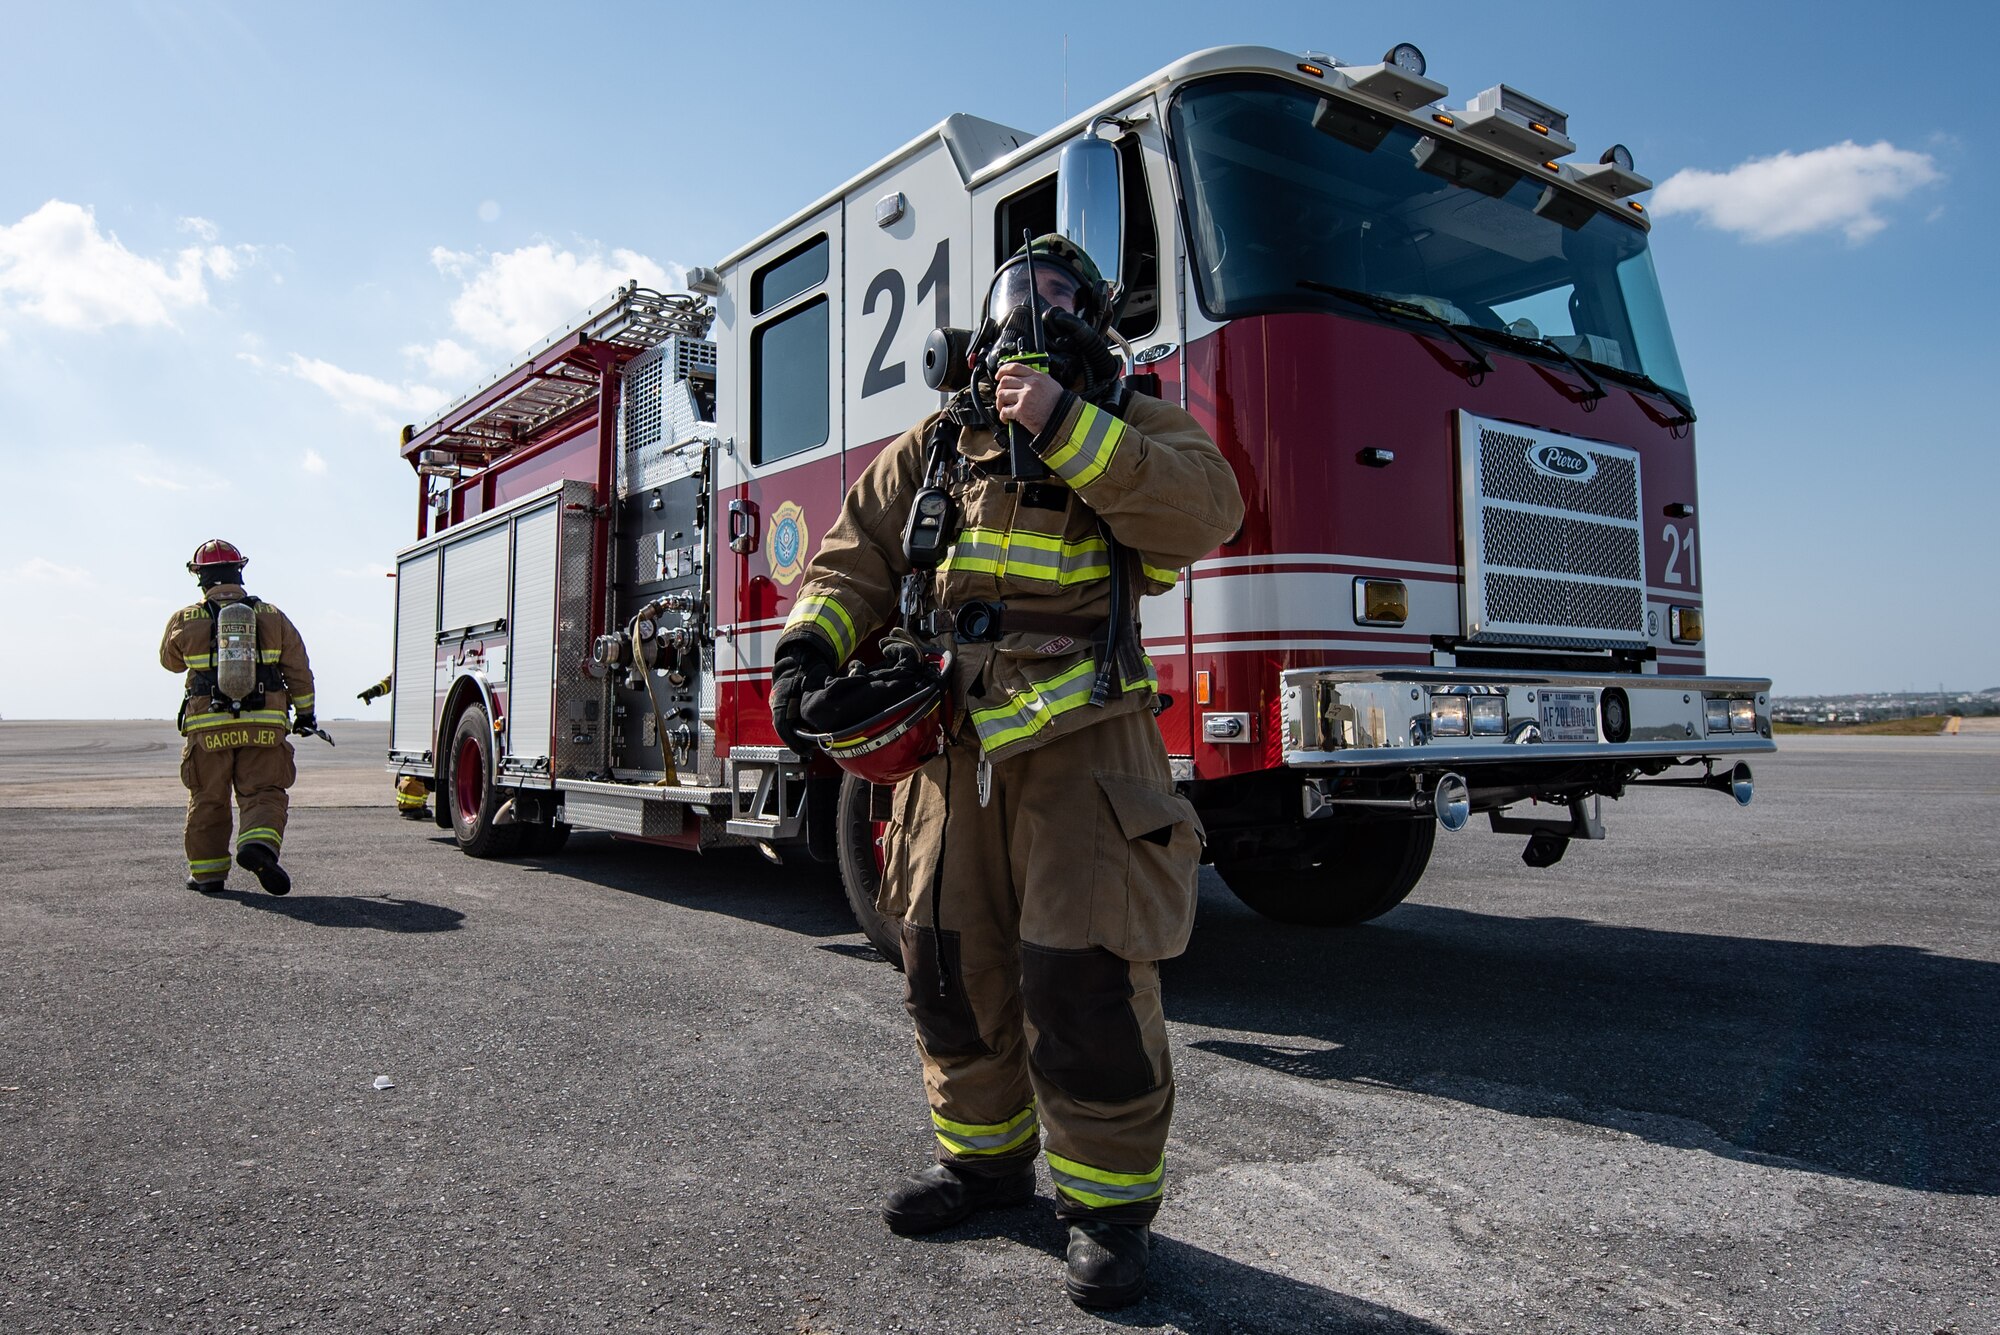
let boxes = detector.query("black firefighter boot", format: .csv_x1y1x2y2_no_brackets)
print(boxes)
235,843,291,896
881,1157,1035,1236
1065,1218,1152,1309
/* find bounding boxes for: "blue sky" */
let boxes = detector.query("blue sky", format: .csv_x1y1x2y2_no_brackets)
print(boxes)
1,1,1992,716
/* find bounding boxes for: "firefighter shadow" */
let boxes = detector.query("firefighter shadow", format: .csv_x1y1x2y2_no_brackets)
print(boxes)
1173,893,2000,1196
214,889,465,932
518,833,859,939
924,1204,1448,1333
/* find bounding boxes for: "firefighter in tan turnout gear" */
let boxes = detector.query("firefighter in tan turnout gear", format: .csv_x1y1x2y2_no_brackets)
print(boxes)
771,236,1244,1308
160,540,317,895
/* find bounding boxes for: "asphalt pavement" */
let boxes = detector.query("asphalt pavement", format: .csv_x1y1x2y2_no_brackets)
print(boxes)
2,723,1995,1333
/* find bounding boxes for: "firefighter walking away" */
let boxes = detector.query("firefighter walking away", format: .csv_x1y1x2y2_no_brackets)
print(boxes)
773,235,1245,1308
160,540,319,895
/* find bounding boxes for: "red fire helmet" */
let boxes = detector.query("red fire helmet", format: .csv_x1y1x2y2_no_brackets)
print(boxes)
186,539,248,573
801,651,953,786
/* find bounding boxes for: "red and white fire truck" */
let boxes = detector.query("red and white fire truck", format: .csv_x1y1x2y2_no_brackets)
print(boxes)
386,43,1773,956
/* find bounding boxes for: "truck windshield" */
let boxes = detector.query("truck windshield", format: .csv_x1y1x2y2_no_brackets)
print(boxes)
1167,74,1690,402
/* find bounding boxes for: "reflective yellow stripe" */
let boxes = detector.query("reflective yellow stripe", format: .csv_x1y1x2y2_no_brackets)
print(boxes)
1046,1152,1164,1208
933,1103,1039,1157
969,658,1102,753
236,828,281,849
184,653,215,669
1139,562,1180,590
291,694,315,710
784,593,859,662
184,710,290,732
940,527,1111,588
1041,401,1124,489
258,649,283,663
188,857,231,875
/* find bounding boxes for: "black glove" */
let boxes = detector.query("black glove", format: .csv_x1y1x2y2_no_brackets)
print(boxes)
770,636,835,755
292,711,318,736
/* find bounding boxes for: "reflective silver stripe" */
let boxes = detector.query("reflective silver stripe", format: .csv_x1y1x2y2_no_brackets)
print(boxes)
1042,402,1125,489
933,1104,1038,1156
940,528,1111,587
1047,1155,1165,1206
969,657,1101,753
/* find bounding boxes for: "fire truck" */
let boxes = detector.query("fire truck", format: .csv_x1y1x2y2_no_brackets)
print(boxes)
386,42,1773,958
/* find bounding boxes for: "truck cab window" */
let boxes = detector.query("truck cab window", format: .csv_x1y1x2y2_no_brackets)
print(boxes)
753,236,829,315
752,296,830,464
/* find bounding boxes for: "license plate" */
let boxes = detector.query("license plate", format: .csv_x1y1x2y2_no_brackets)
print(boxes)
1539,690,1599,743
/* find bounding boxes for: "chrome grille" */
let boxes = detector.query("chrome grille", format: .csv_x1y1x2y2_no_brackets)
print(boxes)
1458,412,1646,647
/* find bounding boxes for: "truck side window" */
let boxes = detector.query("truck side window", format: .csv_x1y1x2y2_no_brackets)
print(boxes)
752,296,830,464
753,235,829,315
994,178,1057,267
1114,134,1160,341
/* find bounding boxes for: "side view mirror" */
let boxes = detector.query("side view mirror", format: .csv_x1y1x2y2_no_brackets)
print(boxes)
1057,130,1122,292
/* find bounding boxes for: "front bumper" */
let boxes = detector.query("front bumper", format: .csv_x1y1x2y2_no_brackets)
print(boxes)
1280,666,1774,769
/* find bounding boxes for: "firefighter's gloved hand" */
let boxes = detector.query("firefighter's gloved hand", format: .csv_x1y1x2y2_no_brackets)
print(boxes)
358,681,388,704
771,637,835,756
292,712,318,736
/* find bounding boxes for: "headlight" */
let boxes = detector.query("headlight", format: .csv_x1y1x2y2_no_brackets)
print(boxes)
1670,606,1703,644
1430,696,1469,736
1469,695,1506,736
1728,699,1758,732
1704,697,1731,734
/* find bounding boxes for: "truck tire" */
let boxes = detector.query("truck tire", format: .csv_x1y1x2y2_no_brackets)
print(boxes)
1218,817,1436,926
447,704,524,859
836,774,904,968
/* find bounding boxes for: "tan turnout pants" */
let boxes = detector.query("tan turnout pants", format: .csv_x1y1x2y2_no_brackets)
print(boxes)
879,707,1204,1221
180,738,295,884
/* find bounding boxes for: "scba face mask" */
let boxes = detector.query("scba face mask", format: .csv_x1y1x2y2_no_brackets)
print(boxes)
974,253,1120,407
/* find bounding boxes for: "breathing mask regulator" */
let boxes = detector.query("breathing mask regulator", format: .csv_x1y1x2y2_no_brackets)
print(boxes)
919,234,1123,484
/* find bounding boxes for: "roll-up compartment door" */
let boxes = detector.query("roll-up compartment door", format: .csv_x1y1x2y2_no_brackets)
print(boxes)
391,549,441,755
440,525,509,631
507,504,559,761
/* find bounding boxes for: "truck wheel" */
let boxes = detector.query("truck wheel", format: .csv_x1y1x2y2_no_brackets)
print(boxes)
836,774,903,968
519,822,571,856
1218,818,1436,926
447,705,524,858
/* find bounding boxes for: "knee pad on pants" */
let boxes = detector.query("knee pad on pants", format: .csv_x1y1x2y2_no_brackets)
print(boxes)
1021,944,1157,1104
901,924,990,1058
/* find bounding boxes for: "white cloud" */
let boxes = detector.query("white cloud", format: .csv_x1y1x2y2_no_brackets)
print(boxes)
1652,140,1943,243
179,216,220,242
430,241,683,353
287,354,449,432
0,200,249,330
302,448,327,475
403,336,486,384
132,473,190,492
9,557,92,586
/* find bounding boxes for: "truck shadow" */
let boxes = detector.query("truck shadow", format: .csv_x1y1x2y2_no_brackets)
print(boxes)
517,832,860,940
1173,886,2000,1196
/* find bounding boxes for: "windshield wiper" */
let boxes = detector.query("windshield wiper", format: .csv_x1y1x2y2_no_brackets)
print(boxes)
1296,280,1494,379
1569,356,1697,427
1450,323,1608,408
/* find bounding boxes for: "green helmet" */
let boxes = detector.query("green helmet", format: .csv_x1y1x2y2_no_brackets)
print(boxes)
988,233,1116,331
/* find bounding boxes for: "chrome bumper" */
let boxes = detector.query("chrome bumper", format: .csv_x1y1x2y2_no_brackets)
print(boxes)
1280,666,1774,769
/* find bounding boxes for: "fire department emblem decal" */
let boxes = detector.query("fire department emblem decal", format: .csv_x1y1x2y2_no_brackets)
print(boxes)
767,501,808,586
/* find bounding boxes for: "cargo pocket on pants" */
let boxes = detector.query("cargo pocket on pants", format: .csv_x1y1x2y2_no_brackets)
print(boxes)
1087,772,1205,961
900,923,992,1058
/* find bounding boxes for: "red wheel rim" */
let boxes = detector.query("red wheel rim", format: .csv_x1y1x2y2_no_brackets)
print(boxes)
870,819,888,876
454,734,483,818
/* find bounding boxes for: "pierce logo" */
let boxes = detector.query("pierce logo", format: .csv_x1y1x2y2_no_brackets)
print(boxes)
1527,441,1596,482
